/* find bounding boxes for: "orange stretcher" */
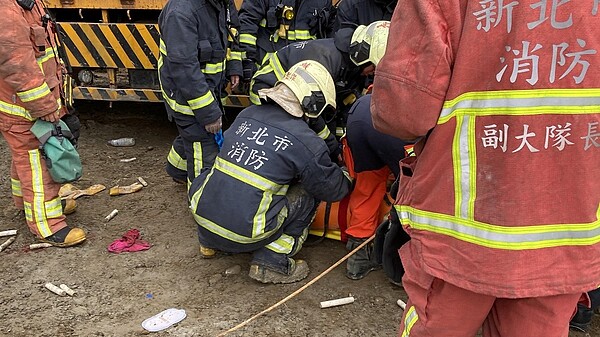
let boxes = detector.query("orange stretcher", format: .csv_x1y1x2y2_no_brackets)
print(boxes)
309,194,393,242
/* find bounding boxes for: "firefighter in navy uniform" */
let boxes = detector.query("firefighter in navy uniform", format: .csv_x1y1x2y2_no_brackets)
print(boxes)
189,61,352,284
333,0,397,31
249,21,390,159
226,0,243,91
159,0,241,185
238,0,335,81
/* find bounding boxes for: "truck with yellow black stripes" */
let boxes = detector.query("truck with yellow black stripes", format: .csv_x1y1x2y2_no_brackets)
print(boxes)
42,0,166,106
42,0,248,109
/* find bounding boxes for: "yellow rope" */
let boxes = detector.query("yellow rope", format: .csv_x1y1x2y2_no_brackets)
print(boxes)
217,234,376,336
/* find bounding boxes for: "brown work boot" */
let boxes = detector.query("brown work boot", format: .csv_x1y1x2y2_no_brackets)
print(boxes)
61,199,77,215
198,244,230,259
248,259,309,284
199,245,217,258
39,226,86,247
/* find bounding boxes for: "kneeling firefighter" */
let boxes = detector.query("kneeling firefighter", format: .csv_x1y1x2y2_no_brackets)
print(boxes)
189,61,353,284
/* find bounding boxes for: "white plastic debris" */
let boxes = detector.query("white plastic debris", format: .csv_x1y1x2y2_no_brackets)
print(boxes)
105,209,119,222
0,230,17,238
320,296,355,309
137,176,148,187
29,243,53,250
397,299,407,310
44,283,66,296
0,236,16,252
108,138,135,147
142,308,187,332
59,284,76,296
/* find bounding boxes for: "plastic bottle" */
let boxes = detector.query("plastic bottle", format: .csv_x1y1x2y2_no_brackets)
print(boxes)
107,138,136,147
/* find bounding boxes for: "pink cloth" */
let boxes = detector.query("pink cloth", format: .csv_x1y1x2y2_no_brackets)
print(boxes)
108,229,151,253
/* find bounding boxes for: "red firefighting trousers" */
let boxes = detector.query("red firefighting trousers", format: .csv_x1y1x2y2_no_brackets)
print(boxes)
398,253,581,337
0,119,67,238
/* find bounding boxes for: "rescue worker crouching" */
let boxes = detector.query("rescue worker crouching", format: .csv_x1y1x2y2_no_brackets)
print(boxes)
250,21,391,105
189,61,353,284
249,21,391,161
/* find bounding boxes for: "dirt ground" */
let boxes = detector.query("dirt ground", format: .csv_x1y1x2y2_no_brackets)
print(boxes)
0,101,598,337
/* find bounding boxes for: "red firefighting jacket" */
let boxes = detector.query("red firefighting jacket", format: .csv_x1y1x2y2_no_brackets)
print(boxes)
0,0,64,122
372,1,600,298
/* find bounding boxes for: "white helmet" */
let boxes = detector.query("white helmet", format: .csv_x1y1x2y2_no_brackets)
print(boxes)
349,20,391,66
277,60,336,118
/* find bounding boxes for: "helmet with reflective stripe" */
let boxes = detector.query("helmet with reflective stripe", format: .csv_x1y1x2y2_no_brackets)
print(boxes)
349,20,391,66
278,60,336,118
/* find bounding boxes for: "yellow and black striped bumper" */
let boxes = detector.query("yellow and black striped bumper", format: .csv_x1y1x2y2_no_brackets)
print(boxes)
221,95,251,109
58,22,160,69
73,87,162,102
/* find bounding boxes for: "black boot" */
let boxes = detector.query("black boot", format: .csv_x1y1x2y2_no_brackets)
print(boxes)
570,303,593,332
346,237,381,280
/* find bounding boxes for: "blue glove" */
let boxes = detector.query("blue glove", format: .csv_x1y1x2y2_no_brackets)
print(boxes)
214,130,224,150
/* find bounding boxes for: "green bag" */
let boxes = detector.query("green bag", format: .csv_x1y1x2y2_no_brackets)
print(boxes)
30,119,83,183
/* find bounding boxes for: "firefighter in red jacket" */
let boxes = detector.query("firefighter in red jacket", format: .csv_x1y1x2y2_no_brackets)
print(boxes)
0,0,85,247
372,1,600,336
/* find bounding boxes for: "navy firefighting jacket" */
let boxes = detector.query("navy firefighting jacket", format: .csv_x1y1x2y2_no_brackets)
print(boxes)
249,31,363,154
189,103,352,245
158,0,231,125
238,0,334,63
248,38,345,156
226,0,243,78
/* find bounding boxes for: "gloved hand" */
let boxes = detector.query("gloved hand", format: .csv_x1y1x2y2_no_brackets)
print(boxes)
61,113,81,147
242,59,257,82
205,116,222,134
341,166,354,185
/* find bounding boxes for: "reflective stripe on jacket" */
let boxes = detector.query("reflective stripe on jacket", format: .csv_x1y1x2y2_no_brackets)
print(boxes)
189,104,352,244
226,0,243,77
0,0,63,121
372,1,600,298
158,0,229,125
238,0,333,61
249,38,348,104
248,39,343,155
